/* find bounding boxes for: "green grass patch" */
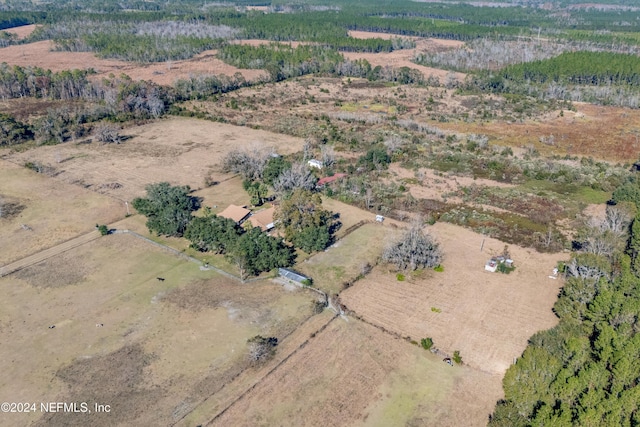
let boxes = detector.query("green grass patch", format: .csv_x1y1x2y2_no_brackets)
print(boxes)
295,223,394,294
518,179,609,204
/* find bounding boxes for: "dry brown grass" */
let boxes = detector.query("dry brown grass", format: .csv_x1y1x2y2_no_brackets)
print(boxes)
0,233,315,426
0,159,124,265
0,41,266,85
436,102,640,162
2,24,38,39
340,221,564,375
4,117,305,201
210,318,503,427
342,36,466,82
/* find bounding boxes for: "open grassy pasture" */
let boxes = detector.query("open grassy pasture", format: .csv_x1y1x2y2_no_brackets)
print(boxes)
5,117,305,202
0,233,317,427
296,222,399,295
340,222,564,375
208,318,503,427
0,159,124,265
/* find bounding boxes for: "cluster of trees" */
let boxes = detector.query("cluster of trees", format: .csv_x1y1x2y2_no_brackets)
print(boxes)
383,220,443,271
275,189,337,253
186,214,295,279
0,64,170,145
467,51,640,107
499,51,640,86
217,44,345,82
489,188,640,426
0,113,32,146
221,147,335,253
132,182,295,279
40,20,238,62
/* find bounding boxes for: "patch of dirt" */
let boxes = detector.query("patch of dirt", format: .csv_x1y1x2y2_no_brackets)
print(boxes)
13,250,93,288
164,278,288,312
36,344,165,427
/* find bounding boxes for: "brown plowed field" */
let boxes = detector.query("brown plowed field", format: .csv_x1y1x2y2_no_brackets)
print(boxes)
0,41,266,85
340,222,564,375
210,317,503,427
5,117,305,201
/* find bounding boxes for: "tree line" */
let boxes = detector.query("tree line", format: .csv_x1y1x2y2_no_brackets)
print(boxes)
489,186,640,426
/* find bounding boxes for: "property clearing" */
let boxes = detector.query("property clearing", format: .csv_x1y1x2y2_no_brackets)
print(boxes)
0,41,266,85
340,221,564,375
4,117,305,201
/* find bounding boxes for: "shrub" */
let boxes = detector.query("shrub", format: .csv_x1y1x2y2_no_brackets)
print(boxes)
453,350,462,364
497,262,515,274
420,337,434,350
396,273,405,281
434,265,444,272
97,224,109,236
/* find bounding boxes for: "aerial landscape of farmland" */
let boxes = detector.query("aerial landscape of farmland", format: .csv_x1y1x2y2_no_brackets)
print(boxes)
1,0,640,426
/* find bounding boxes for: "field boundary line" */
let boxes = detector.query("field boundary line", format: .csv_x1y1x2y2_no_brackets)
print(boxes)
0,230,101,277
204,314,338,426
118,230,244,282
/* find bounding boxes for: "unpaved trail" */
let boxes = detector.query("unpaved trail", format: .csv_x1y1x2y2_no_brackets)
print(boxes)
0,230,101,277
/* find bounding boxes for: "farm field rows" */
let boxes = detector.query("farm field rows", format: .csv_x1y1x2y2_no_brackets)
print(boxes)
340,222,564,374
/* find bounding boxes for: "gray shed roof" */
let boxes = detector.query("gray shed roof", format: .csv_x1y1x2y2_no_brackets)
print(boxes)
278,268,309,283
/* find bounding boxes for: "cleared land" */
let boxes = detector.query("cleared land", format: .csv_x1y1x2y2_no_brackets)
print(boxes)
0,233,316,427
0,41,266,85
5,117,305,201
340,221,564,375
2,24,38,39
343,35,466,82
209,318,503,427
0,159,123,265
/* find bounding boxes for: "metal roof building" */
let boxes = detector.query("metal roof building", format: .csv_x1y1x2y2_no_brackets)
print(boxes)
278,268,309,284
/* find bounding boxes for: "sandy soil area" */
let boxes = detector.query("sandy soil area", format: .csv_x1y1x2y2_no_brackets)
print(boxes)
343,36,466,82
